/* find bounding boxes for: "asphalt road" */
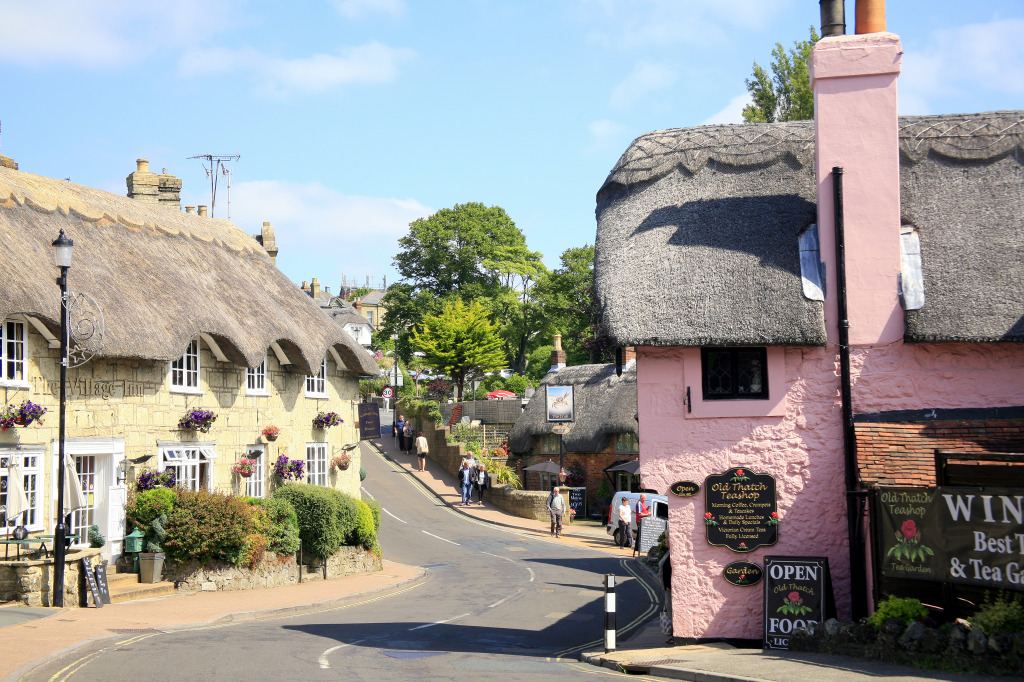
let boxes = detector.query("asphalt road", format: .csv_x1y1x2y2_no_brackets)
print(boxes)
24,442,658,681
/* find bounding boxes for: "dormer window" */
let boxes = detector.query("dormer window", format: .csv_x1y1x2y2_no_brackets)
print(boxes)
306,358,327,398
246,355,268,396
701,347,768,400
170,339,201,393
0,318,27,386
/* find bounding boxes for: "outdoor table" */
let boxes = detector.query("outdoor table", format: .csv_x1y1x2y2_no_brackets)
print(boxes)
0,539,44,560
36,534,79,557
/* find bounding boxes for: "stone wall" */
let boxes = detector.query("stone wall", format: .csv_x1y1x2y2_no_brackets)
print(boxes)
164,546,382,592
0,548,102,607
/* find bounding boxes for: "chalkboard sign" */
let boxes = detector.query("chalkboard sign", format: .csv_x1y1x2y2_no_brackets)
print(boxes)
568,487,586,519
94,563,111,605
80,557,104,608
705,467,777,553
637,501,668,554
763,556,834,650
358,403,381,441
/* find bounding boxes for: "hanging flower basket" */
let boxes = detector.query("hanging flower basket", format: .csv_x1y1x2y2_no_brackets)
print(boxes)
261,425,280,442
331,453,351,470
313,411,342,429
136,470,176,491
0,400,47,430
232,458,257,478
271,454,305,481
178,408,217,433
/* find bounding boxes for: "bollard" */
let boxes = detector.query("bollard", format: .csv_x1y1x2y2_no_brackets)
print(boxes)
604,573,616,652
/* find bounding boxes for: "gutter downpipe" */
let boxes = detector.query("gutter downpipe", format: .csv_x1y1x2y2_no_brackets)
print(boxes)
833,166,868,619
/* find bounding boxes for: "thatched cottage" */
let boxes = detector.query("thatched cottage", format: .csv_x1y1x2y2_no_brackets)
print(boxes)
0,157,378,564
595,12,1024,643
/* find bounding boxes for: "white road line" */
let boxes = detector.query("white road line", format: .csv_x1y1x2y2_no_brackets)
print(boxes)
319,644,348,669
360,486,375,500
381,506,406,523
488,589,521,608
422,530,460,546
409,613,470,631
482,551,535,581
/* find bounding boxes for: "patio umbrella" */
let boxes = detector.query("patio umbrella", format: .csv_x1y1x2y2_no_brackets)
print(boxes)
486,389,516,399
4,460,30,524
523,460,563,474
605,460,641,475
61,455,87,517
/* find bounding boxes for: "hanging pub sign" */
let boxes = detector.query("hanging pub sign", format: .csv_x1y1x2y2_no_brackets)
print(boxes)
723,560,764,587
358,402,381,440
670,480,700,497
546,386,574,422
875,486,1024,591
763,556,834,650
704,467,778,552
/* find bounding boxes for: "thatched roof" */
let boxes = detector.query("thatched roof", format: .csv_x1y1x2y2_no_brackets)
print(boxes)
507,362,637,455
0,166,379,376
595,111,1024,346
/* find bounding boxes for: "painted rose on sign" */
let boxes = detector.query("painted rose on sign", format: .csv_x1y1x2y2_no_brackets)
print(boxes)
776,591,812,616
886,518,934,563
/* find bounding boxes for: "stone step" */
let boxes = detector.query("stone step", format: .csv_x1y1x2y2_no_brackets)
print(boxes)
106,571,143,587
107,580,176,604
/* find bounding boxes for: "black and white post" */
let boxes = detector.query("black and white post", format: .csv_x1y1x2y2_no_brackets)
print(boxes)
604,573,616,652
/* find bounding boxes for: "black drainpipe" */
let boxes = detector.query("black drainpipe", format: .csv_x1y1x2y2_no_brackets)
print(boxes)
833,167,868,619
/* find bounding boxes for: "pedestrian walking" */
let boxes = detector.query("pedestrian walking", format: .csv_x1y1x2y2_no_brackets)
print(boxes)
414,431,429,471
459,460,474,506
474,463,490,504
617,497,633,549
547,486,565,537
396,415,407,450
403,421,414,451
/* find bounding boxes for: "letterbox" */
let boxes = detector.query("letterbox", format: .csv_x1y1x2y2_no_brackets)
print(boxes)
124,528,145,554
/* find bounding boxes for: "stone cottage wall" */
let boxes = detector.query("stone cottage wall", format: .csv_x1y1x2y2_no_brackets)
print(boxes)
0,548,102,607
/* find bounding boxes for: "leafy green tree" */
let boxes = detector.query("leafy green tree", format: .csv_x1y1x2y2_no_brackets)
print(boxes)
410,300,507,401
742,26,819,123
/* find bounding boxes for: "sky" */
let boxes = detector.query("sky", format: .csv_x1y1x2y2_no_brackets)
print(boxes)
1,0,1022,291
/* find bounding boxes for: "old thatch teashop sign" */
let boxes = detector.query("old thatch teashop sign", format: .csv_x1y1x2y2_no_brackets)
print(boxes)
763,556,834,650
705,467,777,552
876,486,1024,591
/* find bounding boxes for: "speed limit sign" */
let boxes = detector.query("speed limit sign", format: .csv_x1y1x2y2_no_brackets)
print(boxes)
381,386,394,399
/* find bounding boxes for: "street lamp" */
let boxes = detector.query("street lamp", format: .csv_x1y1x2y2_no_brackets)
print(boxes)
51,229,73,608
391,333,399,439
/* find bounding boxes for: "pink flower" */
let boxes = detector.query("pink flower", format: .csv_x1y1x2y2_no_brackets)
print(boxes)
705,512,713,519
901,520,917,540
788,591,800,603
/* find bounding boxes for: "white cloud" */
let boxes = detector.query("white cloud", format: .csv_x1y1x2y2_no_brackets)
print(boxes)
589,119,625,140
0,0,234,67
227,180,430,283
331,0,405,20
701,93,750,125
179,41,416,96
609,62,677,109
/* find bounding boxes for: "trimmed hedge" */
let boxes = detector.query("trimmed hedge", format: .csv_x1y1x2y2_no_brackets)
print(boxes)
249,496,300,556
273,484,378,558
163,489,259,566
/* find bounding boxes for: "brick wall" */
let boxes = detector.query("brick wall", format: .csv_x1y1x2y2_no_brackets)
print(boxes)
855,419,1024,486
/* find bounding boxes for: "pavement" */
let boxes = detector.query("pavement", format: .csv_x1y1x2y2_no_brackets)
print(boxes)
0,427,984,681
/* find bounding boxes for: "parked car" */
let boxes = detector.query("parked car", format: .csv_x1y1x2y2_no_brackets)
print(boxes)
498,368,515,378
605,491,668,545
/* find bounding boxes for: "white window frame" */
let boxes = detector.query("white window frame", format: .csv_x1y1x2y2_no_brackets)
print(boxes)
170,338,202,394
306,443,328,487
244,444,266,498
0,318,28,387
305,358,328,398
1,449,43,533
158,442,216,492
246,355,268,396
366,310,374,325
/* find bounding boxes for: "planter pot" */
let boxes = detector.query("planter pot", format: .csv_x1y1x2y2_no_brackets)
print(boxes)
14,416,32,426
237,471,253,478
139,552,165,583
264,433,278,442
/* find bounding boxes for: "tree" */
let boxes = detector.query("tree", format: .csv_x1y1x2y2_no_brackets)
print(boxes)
410,300,507,401
742,26,819,123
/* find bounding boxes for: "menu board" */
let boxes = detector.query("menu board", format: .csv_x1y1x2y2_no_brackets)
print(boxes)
704,467,777,553
763,556,834,650
568,487,586,519
80,556,104,608
637,501,668,554
358,403,381,440
94,563,111,605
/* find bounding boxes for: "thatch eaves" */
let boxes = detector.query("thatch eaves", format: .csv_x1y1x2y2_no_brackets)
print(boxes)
0,166,379,377
507,362,637,456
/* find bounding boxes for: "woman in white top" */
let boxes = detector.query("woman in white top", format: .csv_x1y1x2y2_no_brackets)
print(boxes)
617,498,633,549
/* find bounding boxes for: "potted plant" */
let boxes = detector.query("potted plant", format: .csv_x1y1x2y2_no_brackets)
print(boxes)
331,453,351,470
261,425,280,442
232,458,257,478
313,411,342,429
178,408,217,433
0,400,48,430
139,514,167,584
271,454,305,481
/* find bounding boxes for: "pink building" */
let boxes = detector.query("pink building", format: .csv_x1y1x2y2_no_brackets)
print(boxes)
594,7,1024,642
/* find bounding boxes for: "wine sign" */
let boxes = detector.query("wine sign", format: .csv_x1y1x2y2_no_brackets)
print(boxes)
704,467,778,553
670,480,700,497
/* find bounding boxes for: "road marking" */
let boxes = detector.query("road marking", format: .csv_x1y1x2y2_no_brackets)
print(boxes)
381,506,406,523
506,546,526,551
409,612,470,630
421,530,459,546
487,589,521,608
319,643,348,669
49,632,158,681
360,486,375,500
481,551,535,581
545,612,571,619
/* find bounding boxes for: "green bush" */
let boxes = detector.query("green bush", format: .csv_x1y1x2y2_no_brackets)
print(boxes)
126,487,177,531
366,498,381,533
867,596,929,629
483,457,521,489
359,466,367,481
352,500,378,550
249,496,300,556
273,483,374,558
162,489,259,566
971,593,1024,635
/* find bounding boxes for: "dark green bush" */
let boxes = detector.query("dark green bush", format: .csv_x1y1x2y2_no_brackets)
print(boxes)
359,466,367,481
126,487,177,531
867,596,929,629
249,496,300,556
162,489,259,566
971,593,1024,635
273,484,378,558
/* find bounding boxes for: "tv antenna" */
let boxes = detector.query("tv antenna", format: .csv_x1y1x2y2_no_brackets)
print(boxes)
187,153,240,218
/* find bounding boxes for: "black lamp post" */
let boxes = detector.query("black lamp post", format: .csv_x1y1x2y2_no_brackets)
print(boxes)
391,333,399,438
51,229,73,608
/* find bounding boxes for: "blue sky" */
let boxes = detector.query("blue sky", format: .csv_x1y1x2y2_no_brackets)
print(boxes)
2,1,1022,290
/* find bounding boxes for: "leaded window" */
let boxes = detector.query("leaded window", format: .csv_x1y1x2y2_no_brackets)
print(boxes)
701,347,768,400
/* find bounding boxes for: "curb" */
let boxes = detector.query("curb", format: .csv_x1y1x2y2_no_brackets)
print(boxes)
578,651,764,682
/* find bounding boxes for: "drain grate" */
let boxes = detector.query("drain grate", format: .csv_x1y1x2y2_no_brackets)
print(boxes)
109,628,160,634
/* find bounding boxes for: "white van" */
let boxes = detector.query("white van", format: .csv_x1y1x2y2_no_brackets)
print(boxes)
606,491,668,545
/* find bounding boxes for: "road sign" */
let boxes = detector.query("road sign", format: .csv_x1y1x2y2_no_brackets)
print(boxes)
381,386,394,399
552,424,571,435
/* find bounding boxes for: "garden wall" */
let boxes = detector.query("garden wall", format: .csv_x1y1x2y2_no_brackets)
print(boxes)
0,548,102,607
